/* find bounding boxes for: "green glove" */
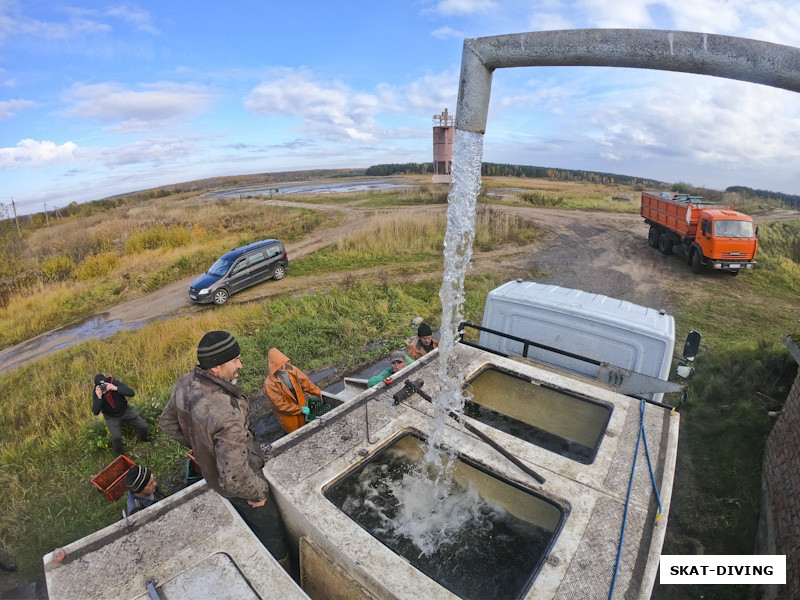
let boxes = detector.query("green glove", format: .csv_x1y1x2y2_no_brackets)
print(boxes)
301,406,310,415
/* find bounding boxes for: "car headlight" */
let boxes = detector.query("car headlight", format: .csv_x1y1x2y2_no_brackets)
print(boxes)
199,288,210,294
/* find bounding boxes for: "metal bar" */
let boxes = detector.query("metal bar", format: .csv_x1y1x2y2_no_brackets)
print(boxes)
460,321,603,365
146,580,161,600
456,29,800,133
403,380,546,485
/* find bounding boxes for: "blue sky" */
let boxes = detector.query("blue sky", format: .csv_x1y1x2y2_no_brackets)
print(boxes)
3,1,800,215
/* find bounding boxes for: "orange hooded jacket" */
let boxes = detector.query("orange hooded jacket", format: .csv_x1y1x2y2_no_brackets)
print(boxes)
264,348,322,434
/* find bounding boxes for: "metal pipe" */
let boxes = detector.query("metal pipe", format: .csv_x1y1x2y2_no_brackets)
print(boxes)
456,29,800,133
402,380,546,485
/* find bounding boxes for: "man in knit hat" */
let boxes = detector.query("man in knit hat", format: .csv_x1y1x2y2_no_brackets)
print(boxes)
124,465,164,516
405,322,438,361
159,331,289,565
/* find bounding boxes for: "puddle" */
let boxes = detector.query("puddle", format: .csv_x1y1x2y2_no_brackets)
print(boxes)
0,315,165,374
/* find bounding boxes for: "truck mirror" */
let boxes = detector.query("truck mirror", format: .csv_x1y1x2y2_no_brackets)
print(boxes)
676,363,695,379
683,330,701,361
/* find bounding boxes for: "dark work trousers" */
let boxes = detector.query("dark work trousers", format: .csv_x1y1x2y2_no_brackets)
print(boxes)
103,406,149,454
228,495,289,560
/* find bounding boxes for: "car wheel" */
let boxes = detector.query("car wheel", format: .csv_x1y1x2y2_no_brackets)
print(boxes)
213,289,229,305
658,234,673,255
272,265,286,280
648,228,659,248
691,250,703,273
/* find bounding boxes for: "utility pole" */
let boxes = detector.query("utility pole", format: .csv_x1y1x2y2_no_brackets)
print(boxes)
10,196,21,239
44,201,50,227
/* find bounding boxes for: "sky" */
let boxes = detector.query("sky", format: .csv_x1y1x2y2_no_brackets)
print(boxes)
3,1,800,216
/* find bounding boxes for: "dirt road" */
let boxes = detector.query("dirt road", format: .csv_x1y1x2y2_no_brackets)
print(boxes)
1,199,792,375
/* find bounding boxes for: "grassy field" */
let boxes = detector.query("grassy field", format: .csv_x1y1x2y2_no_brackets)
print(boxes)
0,197,327,350
1,177,799,600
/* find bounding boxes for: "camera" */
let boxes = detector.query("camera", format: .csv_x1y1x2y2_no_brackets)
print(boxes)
99,382,108,392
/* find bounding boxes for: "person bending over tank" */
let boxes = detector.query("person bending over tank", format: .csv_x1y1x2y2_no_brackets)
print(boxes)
125,465,164,516
92,373,151,455
264,348,322,434
159,331,290,567
367,350,413,388
406,322,438,361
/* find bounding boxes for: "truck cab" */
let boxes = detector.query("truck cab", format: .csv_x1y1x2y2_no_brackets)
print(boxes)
692,209,758,274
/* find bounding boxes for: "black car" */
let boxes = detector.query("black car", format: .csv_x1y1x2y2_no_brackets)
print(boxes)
189,239,288,305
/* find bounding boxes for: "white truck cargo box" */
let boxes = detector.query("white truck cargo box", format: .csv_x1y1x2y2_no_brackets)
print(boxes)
479,281,675,391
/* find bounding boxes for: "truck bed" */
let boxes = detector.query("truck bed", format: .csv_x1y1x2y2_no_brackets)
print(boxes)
641,192,698,238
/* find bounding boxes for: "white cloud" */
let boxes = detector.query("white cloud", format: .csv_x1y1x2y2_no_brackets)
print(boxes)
0,4,110,43
245,71,378,141
668,2,743,33
245,68,457,144
578,0,654,28
434,0,498,16
0,99,35,119
105,3,159,34
576,75,800,170
431,26,465,40
0,139,79,168
528,13,574,31
62,82,216,125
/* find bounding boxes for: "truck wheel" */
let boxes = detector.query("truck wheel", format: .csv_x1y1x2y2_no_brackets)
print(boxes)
658,234,674,255
729,269,740,276
691,250,703,273
648,228,659,248
212,289,229,305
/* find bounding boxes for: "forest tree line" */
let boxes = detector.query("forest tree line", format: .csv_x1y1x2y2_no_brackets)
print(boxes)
726,186,800,210
366,162,662,187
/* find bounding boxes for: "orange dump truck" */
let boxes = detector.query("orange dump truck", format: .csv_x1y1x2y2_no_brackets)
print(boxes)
641,191,758,275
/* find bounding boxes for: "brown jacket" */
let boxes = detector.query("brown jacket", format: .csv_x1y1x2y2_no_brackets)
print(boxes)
406,337,438,361
159,367,269,502
264,349,322,434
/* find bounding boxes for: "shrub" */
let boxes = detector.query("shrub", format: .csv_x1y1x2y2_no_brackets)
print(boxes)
520,191,564,207
125,226,191,254
41,254,76,281
76,252,119,281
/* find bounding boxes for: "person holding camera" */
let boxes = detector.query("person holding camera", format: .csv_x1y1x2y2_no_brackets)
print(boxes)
92,373,151,455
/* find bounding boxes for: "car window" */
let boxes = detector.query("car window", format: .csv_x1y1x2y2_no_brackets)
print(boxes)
208,256,235,277
230,259,247,275
265,244,283,258
248,250,266,266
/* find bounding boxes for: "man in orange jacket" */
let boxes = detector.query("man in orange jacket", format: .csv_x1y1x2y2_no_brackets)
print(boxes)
264,348,322,434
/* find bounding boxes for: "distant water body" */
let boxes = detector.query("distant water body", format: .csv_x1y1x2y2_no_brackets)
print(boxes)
208,178,413,198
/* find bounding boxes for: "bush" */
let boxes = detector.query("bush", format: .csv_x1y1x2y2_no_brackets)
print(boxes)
520,191,564,207
76,252,119,281
125,226,191,254
41,254,76,281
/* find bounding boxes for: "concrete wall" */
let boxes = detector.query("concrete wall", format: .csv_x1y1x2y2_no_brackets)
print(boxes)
759,357,800,599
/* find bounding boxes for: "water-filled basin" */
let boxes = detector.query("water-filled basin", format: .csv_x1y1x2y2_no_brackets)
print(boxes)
325,433,564,600
464,367,612,464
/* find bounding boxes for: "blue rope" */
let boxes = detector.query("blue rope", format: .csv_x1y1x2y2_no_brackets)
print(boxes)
608,397,663,599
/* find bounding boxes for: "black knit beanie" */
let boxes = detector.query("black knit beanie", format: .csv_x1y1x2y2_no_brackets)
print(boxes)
197,331,240,369
418,323,433,337
125,465,151,494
